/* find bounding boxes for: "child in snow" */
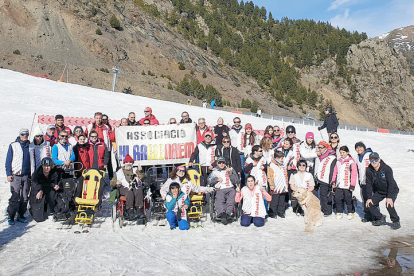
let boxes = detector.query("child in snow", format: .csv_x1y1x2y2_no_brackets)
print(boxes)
235,175,271,227
267,151,289,218
165,182,190,230
332,146,357,220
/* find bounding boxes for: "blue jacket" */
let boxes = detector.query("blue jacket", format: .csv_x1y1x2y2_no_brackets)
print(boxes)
52,142,75,166
358,148,372,162
5,137,31,176
164,192,190,211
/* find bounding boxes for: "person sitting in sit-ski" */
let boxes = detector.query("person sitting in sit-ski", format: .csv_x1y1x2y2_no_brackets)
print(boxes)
165,182,190,230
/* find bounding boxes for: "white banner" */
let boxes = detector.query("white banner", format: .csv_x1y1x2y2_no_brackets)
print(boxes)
115,123,197,166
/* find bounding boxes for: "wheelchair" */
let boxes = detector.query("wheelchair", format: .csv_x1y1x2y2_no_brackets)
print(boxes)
209,188,242,223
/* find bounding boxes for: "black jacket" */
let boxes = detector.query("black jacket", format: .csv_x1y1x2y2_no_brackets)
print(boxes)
366,160,399,199
180,118,193,124
31,166,59,195
320,113,339,133
244,154,268,174
214,145,242,174
213,125,230,145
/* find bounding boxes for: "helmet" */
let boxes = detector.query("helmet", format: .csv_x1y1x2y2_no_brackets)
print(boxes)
169,182,180,192
41,157,54,167
286,125,296,134
326,107,333,113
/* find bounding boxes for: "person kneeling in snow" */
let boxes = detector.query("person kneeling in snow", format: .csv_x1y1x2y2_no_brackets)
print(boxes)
236,175,271,227
208,156,239,225
165,182,190,230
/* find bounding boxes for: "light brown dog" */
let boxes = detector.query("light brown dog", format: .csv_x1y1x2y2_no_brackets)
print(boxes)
292,187,322,232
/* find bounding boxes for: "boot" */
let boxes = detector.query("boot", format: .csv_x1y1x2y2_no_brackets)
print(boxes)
221,214,228,225
136,207,146,219
372,216,386,226
391,221,401,230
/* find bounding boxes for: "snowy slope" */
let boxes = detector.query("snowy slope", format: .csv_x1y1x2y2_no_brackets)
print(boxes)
0,69,414,276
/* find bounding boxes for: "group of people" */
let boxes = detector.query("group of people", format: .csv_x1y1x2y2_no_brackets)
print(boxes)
5,107,401,230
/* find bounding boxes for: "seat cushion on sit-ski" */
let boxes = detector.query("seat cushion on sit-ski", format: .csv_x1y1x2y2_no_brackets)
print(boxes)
119,196,127,201
190,194,203,201
75,197,99,206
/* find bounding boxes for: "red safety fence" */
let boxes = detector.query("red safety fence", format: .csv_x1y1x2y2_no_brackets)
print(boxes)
38,115,120,128
377,128,390,133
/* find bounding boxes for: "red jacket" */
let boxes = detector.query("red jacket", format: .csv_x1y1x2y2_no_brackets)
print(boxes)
74,143,91,172
85,123,114,149
138,114,159,125
45,133,57,147
196,126,214,144
53,125,72,139
88,140,109,169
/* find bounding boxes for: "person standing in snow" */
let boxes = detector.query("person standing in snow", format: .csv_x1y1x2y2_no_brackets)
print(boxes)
267,151,289,218
53,114,72,139
365,152,400,229
211,100,217,109
229,117,246,183
51,130,75,179
68,126,86,147
354,141,373,222
138,107,159,125
44,124,57,147
213,117,230,146
73,134,90,177
318,107,339,136
289,160,315,215
29,125,51,175
189,132,217,186
299,132,318,175
331,146,357,220
243,123,260,160
328,132,342,156
315,141,337,217
196,118,214,145
214,137,242,178
88,130,110,172
5,128,31,225
272,125,283,149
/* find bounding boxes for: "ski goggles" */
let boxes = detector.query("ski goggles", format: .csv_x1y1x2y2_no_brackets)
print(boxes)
20,133,29,137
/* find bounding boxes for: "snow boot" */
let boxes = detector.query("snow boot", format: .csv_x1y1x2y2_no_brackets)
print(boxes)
372,216,386,226
16,215,28,223
391,221,401,230
221,214,228,225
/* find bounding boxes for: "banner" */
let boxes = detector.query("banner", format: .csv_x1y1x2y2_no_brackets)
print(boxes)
116,123,197,166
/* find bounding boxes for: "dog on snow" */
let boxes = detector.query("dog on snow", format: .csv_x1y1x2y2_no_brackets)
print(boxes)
292,187,322,232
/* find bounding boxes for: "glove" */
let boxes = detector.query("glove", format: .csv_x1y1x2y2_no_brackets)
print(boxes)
318,127,321,131
350,187,355,192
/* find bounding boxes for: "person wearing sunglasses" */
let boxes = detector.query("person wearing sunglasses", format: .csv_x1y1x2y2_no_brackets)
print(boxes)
354,141,374,222
331,146,357,220
168,118,177,125
267,151,289,218
88,130,110,172
314,141,337,217
85,112,114,178
229,117,246,184
283,125,301,144
102,114,113,131
329,132,341,156
5,128,31,225
208,156,239,225
318,107,339,136
53,114,72,139
189,132,217,186
214,137,242,178
45,124,57,147
110,154,146,221
51,130,75,178
138,107,159,125
365,152,400,230
160,166,214,201
289,160,315,216
73,134,91,177
68,126,86,147
29,125,52,174
272,125,283,149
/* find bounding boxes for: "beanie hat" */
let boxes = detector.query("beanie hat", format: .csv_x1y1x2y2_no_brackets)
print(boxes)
47,124,56,130
123,154,134,164
55,114,64,120
305,132,314,139
245,123,252,130
19,128,29,135
318,141,332,150
354,141,366,150
32,126,44,136
144,107,152,113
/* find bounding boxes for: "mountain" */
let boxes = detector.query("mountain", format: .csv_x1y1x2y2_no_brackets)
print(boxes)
0,0,413,130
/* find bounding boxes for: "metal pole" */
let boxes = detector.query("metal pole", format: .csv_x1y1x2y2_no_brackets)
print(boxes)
112,67,121,92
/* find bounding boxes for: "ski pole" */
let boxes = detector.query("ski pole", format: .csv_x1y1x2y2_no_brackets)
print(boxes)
29,112,37,141
319,130,324,141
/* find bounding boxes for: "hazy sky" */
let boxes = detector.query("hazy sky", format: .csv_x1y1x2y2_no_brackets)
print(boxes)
249,0,414,37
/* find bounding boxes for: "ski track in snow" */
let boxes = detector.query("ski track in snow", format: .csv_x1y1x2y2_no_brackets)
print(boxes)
0,69,414,276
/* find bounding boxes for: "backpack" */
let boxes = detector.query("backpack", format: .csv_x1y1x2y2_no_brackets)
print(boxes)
54,178,78,220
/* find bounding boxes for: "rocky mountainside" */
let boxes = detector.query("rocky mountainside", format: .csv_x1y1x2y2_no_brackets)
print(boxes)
0,0,413,130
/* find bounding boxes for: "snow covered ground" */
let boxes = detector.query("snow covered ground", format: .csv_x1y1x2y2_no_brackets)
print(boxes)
0,69,414,276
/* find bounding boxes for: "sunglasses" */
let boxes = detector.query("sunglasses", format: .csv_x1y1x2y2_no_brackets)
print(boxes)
369,158,379,163
330,136,338,139
75,129,82,132
144,111,150,113
223,141,230,144
287,131,295,134
299,164,307,167
274,129,280,132
234,121,241,123
318,146,325,149
35,135,43,138
20,133,29,137
60,135,68,138
90,136,98,138
177,169,186,173
170,121,176,124
218,162,226,164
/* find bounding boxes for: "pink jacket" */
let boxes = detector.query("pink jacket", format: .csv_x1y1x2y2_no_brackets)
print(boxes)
332,156,358,188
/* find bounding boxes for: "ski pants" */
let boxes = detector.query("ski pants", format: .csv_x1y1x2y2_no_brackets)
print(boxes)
215,188,236,216
45,189,57,214
335,188,354,214
368,192,400,223
166,211,189,230
7,175,30,219
269,193,287,217
319,183,333,216
119,186,144,209
240,215,265,227
360,184,372,220
239,154,245,186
